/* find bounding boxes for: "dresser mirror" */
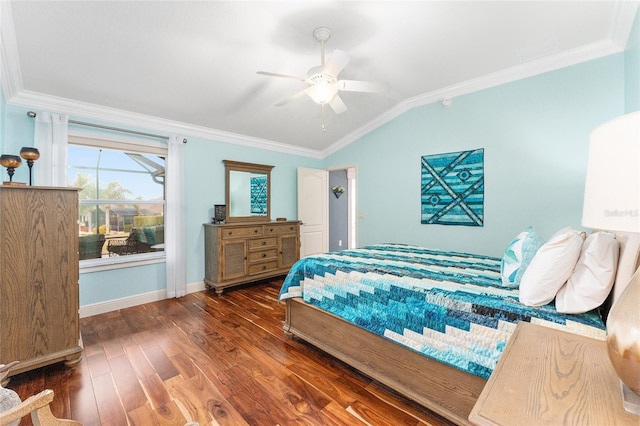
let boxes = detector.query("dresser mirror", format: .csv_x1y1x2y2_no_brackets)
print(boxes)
224,160,274,223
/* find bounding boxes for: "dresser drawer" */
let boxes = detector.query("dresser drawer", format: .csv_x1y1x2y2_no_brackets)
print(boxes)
248,237,277,250
248,260,278,275
264,224,298,235
220,226,263,239
248,248,278,262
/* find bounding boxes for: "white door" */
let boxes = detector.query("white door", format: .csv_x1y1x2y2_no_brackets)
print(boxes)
297,167,328,257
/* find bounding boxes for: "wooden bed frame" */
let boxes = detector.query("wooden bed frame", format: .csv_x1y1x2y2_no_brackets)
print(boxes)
283,232,640,425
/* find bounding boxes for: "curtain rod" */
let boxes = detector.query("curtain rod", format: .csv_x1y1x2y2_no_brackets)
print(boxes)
69,119,171,141
27,111,186,143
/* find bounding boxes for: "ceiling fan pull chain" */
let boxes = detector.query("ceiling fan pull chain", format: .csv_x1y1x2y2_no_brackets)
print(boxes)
322,104,327,132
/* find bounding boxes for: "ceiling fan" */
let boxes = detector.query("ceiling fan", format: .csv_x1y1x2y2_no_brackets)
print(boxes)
257,27,389,131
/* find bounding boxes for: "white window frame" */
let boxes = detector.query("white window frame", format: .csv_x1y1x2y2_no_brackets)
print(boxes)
68,130,168,272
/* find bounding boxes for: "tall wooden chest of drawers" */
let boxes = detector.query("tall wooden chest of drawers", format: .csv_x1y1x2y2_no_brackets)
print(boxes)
0,186,82,379
204,221,300,294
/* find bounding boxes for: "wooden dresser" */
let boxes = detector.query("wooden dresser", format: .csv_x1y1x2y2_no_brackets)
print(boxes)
204,221,300,294
0,186,82,379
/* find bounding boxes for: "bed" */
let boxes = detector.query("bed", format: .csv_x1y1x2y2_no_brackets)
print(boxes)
279,232,640,425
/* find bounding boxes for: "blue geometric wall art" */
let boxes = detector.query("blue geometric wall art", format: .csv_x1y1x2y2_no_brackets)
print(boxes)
421,148,484,226
250,175,268,215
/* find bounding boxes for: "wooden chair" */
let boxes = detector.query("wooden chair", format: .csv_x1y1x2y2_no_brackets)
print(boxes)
78,233,106,260
0,389,81,425
0,362,80,426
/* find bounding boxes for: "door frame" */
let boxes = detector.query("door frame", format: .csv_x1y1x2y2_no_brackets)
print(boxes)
326,164,357,249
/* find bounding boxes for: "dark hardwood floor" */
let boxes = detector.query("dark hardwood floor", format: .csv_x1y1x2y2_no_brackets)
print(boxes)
7,279,455,426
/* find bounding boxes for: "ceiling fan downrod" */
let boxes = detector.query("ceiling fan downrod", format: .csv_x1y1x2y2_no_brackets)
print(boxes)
313,27,332,67
314,27,332,133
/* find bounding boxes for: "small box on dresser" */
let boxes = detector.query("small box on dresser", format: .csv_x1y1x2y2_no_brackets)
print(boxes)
204,221,300,294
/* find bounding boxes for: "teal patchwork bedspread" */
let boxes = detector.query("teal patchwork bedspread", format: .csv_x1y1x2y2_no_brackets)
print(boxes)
279,244,606,379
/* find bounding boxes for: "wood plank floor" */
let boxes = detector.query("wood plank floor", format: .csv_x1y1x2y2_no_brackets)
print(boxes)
7,279,456,426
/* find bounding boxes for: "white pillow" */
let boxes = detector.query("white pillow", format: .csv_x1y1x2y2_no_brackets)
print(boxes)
519,228,585,306
555,232,619,314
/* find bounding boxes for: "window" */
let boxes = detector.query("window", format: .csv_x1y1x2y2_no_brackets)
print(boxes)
68,135,167,264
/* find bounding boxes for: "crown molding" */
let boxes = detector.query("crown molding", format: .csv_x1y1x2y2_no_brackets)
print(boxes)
322,36,625,158
5,33,624,162
0,2,323,159
8,89,324,159
1,1,635,161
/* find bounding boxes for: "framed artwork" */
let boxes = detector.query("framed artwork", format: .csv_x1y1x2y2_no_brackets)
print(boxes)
421,148,484,226
250,175,268,215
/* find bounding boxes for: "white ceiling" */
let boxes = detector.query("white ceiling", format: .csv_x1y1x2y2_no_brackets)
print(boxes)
1,1,638,156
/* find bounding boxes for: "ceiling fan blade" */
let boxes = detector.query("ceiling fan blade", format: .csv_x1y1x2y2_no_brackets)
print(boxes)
274,89,307,106
322,49,350,77
329,94,348,114
257,71,306,82
337,79,389,93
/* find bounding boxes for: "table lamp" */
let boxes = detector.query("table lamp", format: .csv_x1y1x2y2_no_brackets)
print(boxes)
582,111,640,414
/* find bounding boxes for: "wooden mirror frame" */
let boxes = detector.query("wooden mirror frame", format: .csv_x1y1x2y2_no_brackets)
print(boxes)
224,160,274,223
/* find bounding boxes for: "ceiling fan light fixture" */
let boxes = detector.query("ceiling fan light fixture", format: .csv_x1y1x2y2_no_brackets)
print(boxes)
258,25,387,129
308,81,338,105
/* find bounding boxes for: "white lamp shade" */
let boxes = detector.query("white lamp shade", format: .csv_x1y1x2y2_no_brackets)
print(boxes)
582,112,640,232
307,82,338,105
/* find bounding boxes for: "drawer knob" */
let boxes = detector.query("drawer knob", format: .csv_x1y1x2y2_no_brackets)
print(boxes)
262,253,267,258
261,241,266,245
255,229,259,233
228,231,233,235
262,265,267,270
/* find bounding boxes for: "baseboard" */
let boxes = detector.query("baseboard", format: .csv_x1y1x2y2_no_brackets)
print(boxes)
79,281,207,318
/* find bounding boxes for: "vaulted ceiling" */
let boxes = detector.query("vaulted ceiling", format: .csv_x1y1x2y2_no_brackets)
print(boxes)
1,1,637,156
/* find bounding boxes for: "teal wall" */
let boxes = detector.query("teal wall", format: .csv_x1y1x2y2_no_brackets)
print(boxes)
625,7,640,112
183,137,320,303
325,55,625,257
0,103,321,306
0,104,35,186
80,263,167,304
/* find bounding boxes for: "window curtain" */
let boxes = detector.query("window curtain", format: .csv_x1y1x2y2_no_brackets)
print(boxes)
166,135,187,297
33,112,68,186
